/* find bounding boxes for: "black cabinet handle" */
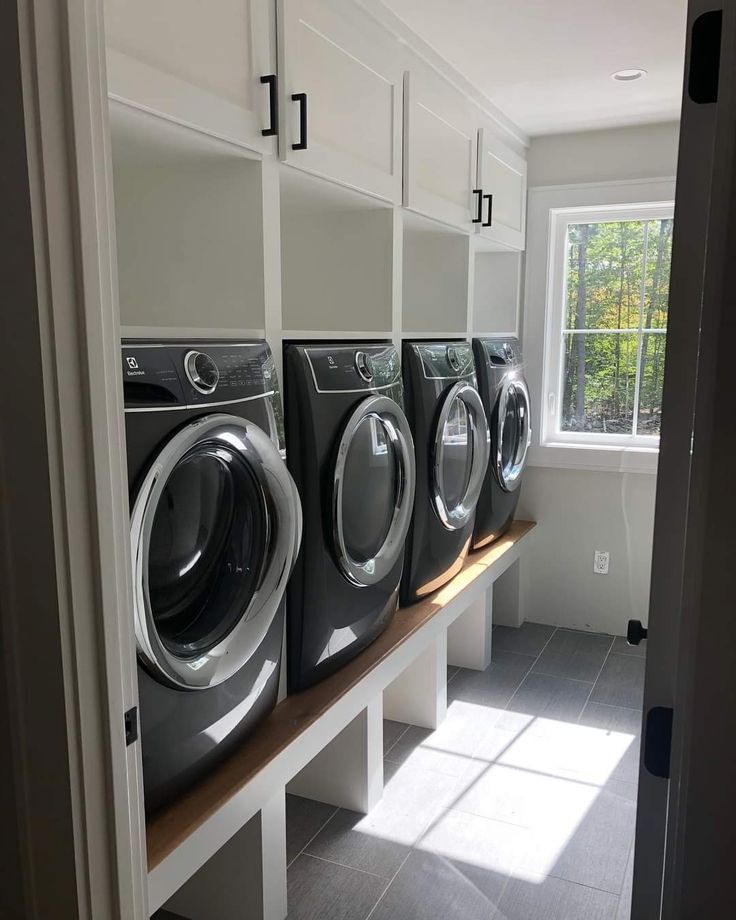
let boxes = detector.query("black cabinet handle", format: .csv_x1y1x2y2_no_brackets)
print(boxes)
472,189,483,223
291,92,308,150
260,74,278,137
482,193,493,227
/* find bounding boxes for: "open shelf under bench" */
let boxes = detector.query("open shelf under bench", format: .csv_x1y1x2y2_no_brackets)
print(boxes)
147,519,535,914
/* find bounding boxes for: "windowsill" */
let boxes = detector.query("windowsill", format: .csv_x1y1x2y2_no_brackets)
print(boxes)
528,442,659,474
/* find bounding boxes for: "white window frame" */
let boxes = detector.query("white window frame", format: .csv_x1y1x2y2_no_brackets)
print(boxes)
542,201,675,455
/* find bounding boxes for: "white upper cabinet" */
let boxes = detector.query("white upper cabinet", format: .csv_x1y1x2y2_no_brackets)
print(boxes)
278,0,403,202
104,0,277,153
475,125,527,250
402,58,478,232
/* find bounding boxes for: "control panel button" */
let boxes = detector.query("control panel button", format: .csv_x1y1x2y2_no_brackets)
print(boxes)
184,350,220,394
355,350,374,383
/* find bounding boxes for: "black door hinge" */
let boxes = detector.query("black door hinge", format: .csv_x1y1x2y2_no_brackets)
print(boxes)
644,706,673,779
124,706,138,746
688,10,722,104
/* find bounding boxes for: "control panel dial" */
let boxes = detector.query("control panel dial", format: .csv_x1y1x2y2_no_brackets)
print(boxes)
184,350,220,394
354,351,375,382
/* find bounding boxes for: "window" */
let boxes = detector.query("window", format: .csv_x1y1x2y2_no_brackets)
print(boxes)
544,203,674,450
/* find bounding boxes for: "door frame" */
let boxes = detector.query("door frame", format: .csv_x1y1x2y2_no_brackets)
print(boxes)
1,0,147,917
633,1,736,917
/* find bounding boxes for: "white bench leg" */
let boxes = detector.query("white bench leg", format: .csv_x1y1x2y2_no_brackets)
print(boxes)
447,587,493,671
287,698,384,814
492,558,523,628
163,789,287,920
383,632,448,730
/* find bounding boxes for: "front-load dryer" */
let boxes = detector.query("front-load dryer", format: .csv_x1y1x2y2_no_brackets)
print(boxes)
400,341,490,605
472,337,531,549
284,342,415,691
123,340,301,812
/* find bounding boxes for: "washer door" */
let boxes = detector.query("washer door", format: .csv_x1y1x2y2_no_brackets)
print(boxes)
432,381,490,530
131,413,301,690
495,377,531,492
333,395,415,587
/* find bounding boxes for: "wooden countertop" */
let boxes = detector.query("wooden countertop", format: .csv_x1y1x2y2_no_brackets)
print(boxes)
146,519,536,870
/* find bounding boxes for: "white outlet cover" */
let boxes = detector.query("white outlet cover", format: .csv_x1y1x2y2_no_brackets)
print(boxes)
593,551,610,575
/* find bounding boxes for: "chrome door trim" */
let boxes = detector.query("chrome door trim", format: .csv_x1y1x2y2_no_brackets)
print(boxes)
496,376,531,492
130,413,301,690
332,395,415,587
432,382,490,530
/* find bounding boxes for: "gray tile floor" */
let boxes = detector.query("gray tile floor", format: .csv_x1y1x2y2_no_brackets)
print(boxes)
286,623,645,920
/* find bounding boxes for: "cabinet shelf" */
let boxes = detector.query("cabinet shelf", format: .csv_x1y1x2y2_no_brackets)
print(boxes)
473,250,522,337
279,168,394,334
401,210,470,337
110,104,267,333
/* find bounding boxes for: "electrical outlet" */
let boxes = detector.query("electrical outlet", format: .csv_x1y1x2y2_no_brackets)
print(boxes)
593,551,610,575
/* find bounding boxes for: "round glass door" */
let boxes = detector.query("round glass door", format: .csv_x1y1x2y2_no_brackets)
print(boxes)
341,415,398,565
495,378,531,492
148,447,267,659
432,382,490,530
333,396,415,587
131,413,302,689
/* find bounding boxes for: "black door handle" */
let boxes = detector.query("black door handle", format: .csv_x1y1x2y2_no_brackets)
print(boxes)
482,193,493,227
291,92,308,150
627,619,648,645
472,189,483,223
260,74,278,137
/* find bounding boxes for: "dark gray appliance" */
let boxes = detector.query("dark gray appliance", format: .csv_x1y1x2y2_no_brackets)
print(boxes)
123,340,301,812
401,340,489,604
284,341,415,691
472,336,531,548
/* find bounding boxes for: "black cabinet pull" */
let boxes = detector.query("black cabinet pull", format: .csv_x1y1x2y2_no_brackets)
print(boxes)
291,92,308,150
472,189,483,223
482,193,493,227
260,74,278,137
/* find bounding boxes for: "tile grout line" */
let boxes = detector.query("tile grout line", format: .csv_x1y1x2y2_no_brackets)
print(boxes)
383,721,411,759
286,803,339,869
577,634,616,724
503,626,560,712
297,851,389,882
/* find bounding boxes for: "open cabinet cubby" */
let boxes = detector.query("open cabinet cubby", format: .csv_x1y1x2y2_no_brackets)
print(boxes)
110,103,267,335
472,249,522,337
401,210,470,337
279,169,395,336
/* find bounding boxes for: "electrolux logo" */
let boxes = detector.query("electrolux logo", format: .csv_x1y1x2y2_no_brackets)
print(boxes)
125,356,145,377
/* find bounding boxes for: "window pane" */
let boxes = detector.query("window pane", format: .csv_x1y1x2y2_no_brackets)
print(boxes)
637,331,667,435
561,333,637,434
643,218,673,330
565,221,646,330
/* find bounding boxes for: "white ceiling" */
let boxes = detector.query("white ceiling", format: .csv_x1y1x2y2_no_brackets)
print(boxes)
382,0,687,136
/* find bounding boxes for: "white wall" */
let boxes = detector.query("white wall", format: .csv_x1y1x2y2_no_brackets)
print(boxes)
527,121,680,187
519,121,679,636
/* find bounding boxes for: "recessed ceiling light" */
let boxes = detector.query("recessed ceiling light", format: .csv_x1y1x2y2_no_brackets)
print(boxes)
612,68,648,82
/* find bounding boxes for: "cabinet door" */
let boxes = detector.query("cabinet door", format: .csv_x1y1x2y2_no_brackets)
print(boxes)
403,62,477,231
105,0,276,152
278,0,402,202
476,127,527,250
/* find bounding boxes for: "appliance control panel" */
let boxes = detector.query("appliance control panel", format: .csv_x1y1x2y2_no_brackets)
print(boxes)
122,341,276,408
304,343,400,393
412,341,474,379
481,337,522,367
